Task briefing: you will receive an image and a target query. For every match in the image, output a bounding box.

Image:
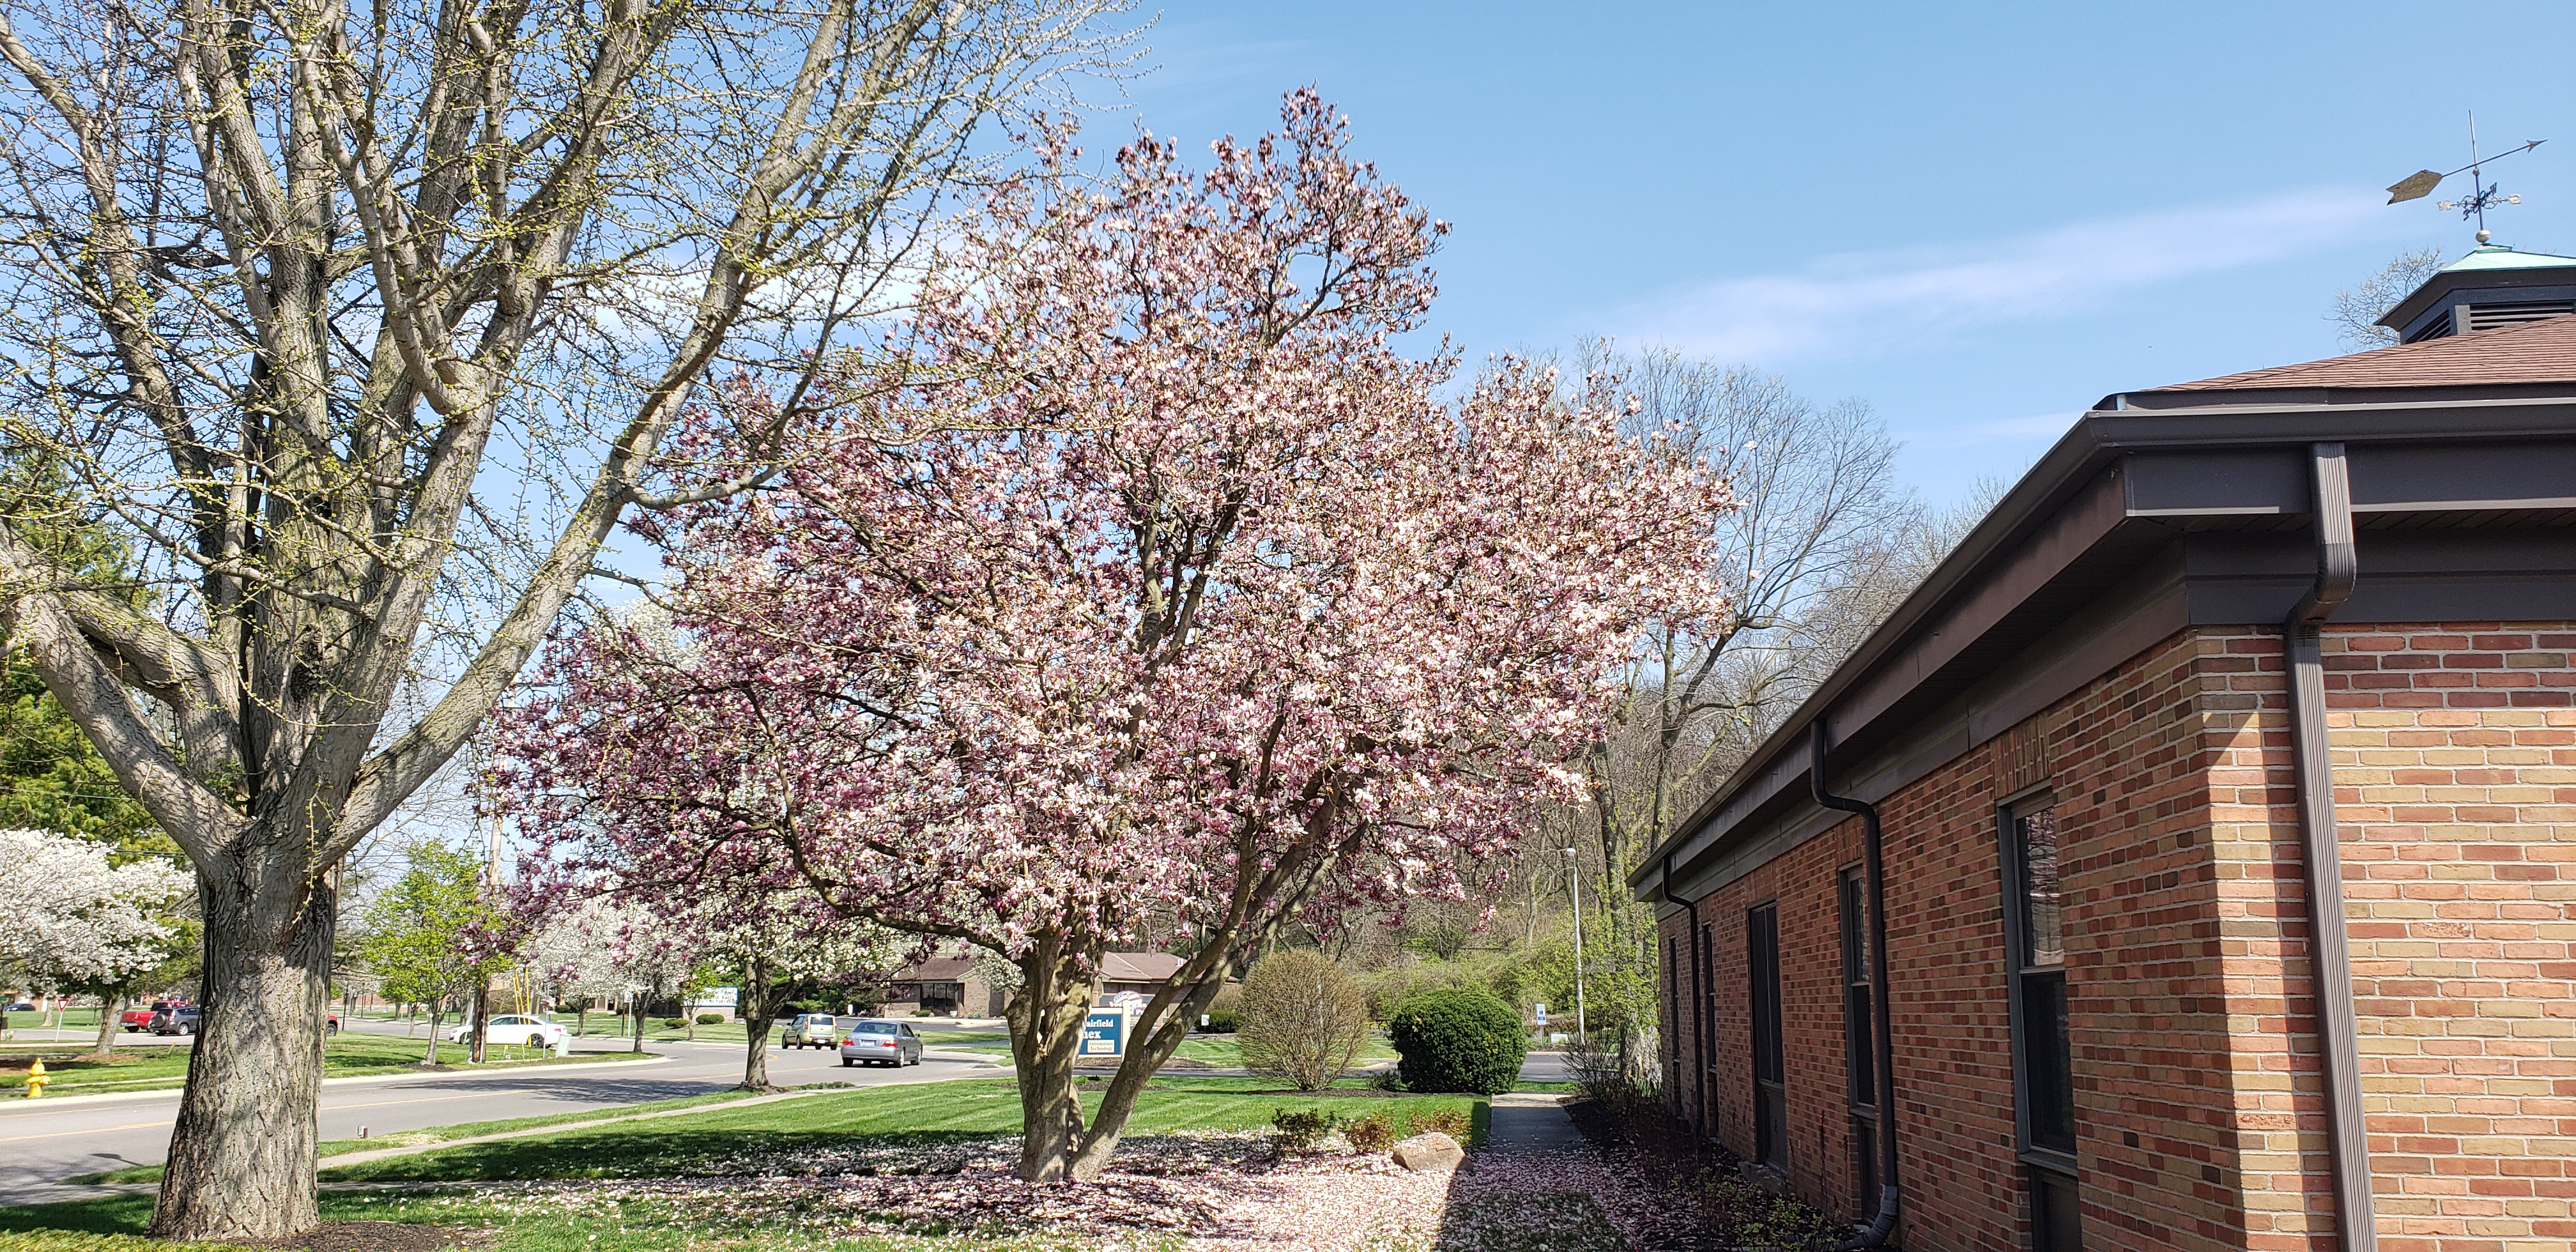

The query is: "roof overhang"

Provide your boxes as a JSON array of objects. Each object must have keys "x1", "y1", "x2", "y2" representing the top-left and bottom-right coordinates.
[{"x1": 1630, "y1": 386, "x2": 2576, "y2": 906}]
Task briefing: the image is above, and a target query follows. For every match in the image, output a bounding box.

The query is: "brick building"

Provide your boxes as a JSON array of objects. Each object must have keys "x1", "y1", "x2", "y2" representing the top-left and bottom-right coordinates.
[{"x1": 1629, "y1": 248, "x2": 2576, "y2": 1252}]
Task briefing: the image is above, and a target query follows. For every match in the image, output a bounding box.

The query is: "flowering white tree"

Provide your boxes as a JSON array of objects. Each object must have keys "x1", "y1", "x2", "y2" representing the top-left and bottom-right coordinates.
[
  {"x1": 693, "y1": 892, "x2": 907, "y2": 1088},
  {"x1": 0, "y1": 828, "x2": 192, "y2": 1035},
  {"x1": 523, "y1": 903, "x2": 624, "y2": 1038}
]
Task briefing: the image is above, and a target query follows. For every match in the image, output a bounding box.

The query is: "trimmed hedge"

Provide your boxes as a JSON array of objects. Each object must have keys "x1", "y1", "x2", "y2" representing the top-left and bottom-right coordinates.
[{"x1": 1386, "y1": 986, "x2": 1524, "y2": 1094}]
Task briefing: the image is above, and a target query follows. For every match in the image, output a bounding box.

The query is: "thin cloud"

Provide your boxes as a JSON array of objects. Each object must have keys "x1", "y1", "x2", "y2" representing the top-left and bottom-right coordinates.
[
  {"x1": 1609, "y1": 192, "x2": 2385, "y2": 364},
  {"x1": 1917, "y1": 409, "x2": 2083, "y2": 449}
]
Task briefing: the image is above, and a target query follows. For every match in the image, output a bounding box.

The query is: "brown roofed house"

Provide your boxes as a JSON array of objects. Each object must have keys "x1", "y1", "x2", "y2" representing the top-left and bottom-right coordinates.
[{"x1": 1630, "y1": 246, "x2": 2576, "y2": 1252}]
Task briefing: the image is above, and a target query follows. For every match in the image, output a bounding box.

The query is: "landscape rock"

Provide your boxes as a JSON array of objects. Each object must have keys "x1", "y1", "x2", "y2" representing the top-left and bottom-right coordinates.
[{"x1": 1390, "y1": 1131, "x2": 1463, "y2": 1173}]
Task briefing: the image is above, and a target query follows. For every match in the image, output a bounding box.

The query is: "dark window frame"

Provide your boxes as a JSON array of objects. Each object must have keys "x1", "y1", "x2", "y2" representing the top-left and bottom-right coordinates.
[
  {"x1": 1747, "y1": 901, "x2": 1786, "y2": 1172},
  {"x1": 1998, "y1": 788, "x2": 2081, "y2": 1251},
  {"x1": 1839, "y1": 864, "x2": 1880, "y2": 1213}
]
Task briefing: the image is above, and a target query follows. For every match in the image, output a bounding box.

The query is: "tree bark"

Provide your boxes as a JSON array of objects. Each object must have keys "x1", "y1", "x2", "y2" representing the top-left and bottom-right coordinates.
[
  {"x1": 87, "y1": 995, "x2": 123, "y2": 1056},
  {"x1": 740, "y1": 956, "x2": 774, "y2": 1090},
  {"x1": 1004, "y1": 943, "x2": 1095, "y2": 1181},
  {"x1": 148, "y1": 851, "x2": 333, "y2": 1241}
]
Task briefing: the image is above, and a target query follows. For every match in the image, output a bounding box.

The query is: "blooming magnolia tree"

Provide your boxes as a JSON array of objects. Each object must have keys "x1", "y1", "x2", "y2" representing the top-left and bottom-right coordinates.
[
  {"x1": 502, "y1": 91, "x2": 1731, "y2": 1180},
  {"x1": 0, "y1": 828, "x2": 192, "y2": 1006}
]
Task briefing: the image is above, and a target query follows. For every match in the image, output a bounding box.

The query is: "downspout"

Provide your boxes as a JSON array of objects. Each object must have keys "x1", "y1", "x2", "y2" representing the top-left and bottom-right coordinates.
[
  {"x1": 1812, "y1": 721, "x2": 1899, "y2": 1249},
  {"x1": 2285, "y1": 442, "x2": 2377, "y2": 1251}
]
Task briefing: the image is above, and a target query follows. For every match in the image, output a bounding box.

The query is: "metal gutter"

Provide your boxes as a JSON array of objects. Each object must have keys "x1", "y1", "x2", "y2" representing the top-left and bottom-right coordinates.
[
  {"x1": 1811, "y1": 722, "x2": 1899, "y2": 1249},
  {"x1": 2283, "y1": 443, "x2": 2377, "y2": 1251}
]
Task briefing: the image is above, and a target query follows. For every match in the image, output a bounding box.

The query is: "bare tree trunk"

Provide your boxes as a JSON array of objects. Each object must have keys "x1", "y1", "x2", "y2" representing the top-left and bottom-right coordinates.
[
  {"x1": 424, "y1": 1004, "x2": 443, "y2": 1067},
  {"x1": 631, "y1": 999, "x2": 645, "y2": 1053},
  {"x1": 468, "y1": 982, "x2": 489, "y2": 1063},
  {"x1": 149, "y1": 852, "x2": 332, "y2": 1240},
  {"x1": 1004, "y1": 943, "x2": 1095, "y2": 1181}
]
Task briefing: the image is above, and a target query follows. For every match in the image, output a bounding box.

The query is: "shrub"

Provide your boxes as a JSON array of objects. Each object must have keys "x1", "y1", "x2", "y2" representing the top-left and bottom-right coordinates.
[
  {"x1": 1238, "y1": 949, "x2": 1371, "y2": 1092},
  {"x1": 1387, "y1": 986, "x2": 1524, "y2": 1094},
  {"x1": 1409, "y1": 1106, "x2": 1471, "y2": 1140},
  {"x1": 1269, "y1": 1106, "x2": 1341, "y2": 1155},
  {"x1": 1199, "y1": 1009, "x2": 1238, "y2": 1034},
  {"x1": 1344, "y1": 1111, "x2": 1396, "y2": 1153},
  {"x1": 694, "y1": 1012, "x2": 724, "y2": 1025},
  {"x1": 660, "y1": 1017, "x2": 687, "y2": 1029}
]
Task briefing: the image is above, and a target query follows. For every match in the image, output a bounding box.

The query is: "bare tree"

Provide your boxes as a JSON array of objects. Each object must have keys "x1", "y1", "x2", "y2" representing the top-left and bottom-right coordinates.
[
  {"x1": 1579, "y1": 347, "x2": 1919, "y2": 911},
  {"x1": 2329, "y1": 247, "x2": 2446, "y2": 347},
  {"x1": 1237, "y1": 949, "x2": 1370, "y2": 1093},
  {"x1": 0, "y1": 0, "x2": 1130, "y2": 1237}
]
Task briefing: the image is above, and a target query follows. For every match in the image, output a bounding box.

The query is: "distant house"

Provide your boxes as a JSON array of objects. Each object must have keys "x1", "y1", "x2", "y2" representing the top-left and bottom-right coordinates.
[
  {"x1": 1632, "y1": 247, "x2": 2576, "y2": 1252},
  {"x1": 882, "y1": 950, "x2": 1190, "y2": 1018}
]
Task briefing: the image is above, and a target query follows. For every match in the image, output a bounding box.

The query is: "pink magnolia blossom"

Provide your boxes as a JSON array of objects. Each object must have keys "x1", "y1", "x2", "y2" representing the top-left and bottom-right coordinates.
[{"x1": 502, "y1": 89, "x2": 1731, "y2": 1181}]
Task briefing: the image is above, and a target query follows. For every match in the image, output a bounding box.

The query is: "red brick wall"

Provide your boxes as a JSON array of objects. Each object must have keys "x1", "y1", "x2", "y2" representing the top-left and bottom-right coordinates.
[
  {"x1": 2228, "y1": 623, "x2": 2576, "y2": 1251},
  {"x1": 1658, "y1": 621, "x2": 2576, "y2": 1251}
]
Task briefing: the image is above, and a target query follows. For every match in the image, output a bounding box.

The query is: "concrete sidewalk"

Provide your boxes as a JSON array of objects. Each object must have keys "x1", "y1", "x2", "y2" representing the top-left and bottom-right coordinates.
[{"x1": 1483, "y1": 1092, "x2": 1583, "y2": 1154}]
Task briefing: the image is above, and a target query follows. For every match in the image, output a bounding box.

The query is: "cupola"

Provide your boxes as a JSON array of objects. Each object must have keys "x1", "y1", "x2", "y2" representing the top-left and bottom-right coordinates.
[{"x1": 2376, "y1": 245, "x2": 2576, "y2": 342}]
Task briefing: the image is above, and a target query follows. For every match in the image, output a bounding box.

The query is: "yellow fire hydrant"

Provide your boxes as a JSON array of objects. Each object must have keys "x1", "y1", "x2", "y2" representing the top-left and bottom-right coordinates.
[{"x1": 24, "y1": 1058, "x2": 50, "y2": 1098}]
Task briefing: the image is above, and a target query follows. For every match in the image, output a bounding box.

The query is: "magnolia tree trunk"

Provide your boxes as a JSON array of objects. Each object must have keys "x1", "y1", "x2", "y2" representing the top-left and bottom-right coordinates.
[
  {"x1": 1065, "y1": 972, "x2": 1229, "y2": 1180},
  {"x1": 1004, "y1": 943, "x2": 1098, "y2": 1181},
  {"x1": 150, "y1": 844, "x2": 335, "y2": 1239},
  {"x1": 740, "y1": 959, "x2": 775, "y2": 1090},
  {"x1": 993, "y1": 937, "x2": 1235, "y2": 1183}
]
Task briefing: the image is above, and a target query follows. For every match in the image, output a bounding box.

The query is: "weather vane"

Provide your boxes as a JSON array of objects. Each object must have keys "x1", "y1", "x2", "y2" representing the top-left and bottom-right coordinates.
[{"x1": 2386, "y1": 112, "x2": 2546, "y2": 245}]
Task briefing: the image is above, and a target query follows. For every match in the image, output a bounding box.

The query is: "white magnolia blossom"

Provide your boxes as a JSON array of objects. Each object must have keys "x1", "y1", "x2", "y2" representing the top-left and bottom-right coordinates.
[{"x1": 0, "y1": 828, "x2": 191, "y2": 989}]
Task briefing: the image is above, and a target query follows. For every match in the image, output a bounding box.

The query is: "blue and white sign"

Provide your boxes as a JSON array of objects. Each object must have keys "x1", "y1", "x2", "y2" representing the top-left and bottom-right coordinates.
[
  {"x1": 1080, "y1": 1009, "x2": 1126, "y2": 1058},
  {"x1": 1533, "y1": 1002, "x2": 1547, "y2": 1027}
]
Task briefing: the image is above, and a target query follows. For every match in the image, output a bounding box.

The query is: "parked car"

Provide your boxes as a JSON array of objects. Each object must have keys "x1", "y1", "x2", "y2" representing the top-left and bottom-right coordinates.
[
  {"x1": 836, "y1": 1019, "x2": 923, "y2": 1068},
  {"x1": 327, "y1": 1013, "x2": 341, "y2": 1035},
  {"x1": 124, "y1": 1000, "x2": 185, "y2": 1032},
  {"x1": 447, "y1": 1014, "x2": 567, "y2": 1048},
  {"x1": 4, "y1": 1001, "x2": 33, "y2": 1012},
  {"x1": 150, "y1": 1005, "x2": 201, "y2": 1035},
  {"x1": 781, "y1": 1013, "x2": 839, "y2": 1049}
]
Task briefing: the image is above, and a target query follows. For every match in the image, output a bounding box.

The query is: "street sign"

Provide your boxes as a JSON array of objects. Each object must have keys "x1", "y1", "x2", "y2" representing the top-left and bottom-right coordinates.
[{"x1": 1533, "y1": 1002, "x2": 1547, "y2": 1026}]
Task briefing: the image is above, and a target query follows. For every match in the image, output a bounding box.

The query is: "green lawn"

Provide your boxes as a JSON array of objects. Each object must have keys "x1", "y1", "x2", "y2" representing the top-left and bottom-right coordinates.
[
  {"x1": 70, "y1": 1088, "x2": 774, "y2": 1185},
  {"x1": 0, "y1": 1075, "x2": 1500, "y2": 1252},
  {"x1": 2, "y1": 1032, "x2": 649, "y2": 1099},
  {"x1": 320, "y1": 1074, "x2": 1487, "y2": 1183}
]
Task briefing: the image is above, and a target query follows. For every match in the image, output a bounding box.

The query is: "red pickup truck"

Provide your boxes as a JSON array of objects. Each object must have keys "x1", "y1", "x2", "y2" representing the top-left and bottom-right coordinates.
[{"x1": 122, "y1": 1000, "x2": 185, "y2": 1032}]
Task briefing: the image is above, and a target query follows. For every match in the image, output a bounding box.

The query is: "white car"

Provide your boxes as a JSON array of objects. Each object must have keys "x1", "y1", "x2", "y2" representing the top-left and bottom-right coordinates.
[{"x1": 448, "y1": 1014, "x2": 567, "y2": 1048}]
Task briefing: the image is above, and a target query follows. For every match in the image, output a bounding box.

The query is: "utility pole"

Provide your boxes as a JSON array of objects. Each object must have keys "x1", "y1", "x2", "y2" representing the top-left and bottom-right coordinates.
[{"x1": 1565, "y1": 846, "x2": 1588, "y2": 1039}]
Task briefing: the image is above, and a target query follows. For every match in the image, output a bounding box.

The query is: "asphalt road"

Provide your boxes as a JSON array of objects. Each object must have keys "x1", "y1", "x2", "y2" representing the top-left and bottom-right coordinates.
[{"x1": 0, "y1": 1033, "x2": 999, "y2": 1207}]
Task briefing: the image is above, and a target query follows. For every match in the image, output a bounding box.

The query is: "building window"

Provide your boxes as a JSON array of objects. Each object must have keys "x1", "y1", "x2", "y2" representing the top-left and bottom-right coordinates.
[
  {"x1": 1748, "y1": 902, "x2": 1786, "y2": 1171},
  {"x1": 1840, "y1": 867, "x2": 1878, "y2": 1212},
  {"x1": 2002, "y1": 795, "x2": 2080, "y2": 1251},
  {"x1": 1840, "y1": 868, "x2": 1874, "y2": 1108}
]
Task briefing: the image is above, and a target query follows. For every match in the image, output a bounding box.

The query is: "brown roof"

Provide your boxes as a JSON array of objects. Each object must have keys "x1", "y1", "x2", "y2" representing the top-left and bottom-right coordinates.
[
  {"x1": 2140, "y1": 314, "x2": 2576, "y2": 395},
  {"x1": 893, "y1": 951, "x2": 1181, "y2": 984},
  {"x1": 892, "y1": 956, "x2": 974, "y2": 982},
  {"x1": 1099, "y1": 952, "x2": 1183, "y2": 982}
]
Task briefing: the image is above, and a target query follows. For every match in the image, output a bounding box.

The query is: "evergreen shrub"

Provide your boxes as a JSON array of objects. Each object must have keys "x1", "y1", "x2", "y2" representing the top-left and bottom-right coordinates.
[{"x1": 1387, "y1": 986, "x2": 1524, "y2": 1094}]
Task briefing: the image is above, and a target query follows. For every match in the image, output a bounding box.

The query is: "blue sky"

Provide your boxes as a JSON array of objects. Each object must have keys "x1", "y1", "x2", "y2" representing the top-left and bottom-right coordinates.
[{"x1": 1094, "y1": 1, "x2": 2576, "y2": 504}]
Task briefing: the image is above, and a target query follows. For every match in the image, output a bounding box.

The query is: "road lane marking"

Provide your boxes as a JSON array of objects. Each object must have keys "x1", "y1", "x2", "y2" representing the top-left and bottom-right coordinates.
[{"x1": 0, "y1": 1118, "x2": 171, "y2": 1143}]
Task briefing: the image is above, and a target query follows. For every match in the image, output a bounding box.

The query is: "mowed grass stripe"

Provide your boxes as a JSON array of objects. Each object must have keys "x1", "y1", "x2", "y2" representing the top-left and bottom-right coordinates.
[{"x1": 322, "y1": 1076, "x2": 1487, "y2": 1182}]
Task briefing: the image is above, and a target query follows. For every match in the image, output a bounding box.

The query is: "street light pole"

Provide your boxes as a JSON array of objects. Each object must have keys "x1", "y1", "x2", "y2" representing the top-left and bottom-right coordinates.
[{"x1": 1565, "y1": 846, "x2": 1587, "y2": 1039}]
